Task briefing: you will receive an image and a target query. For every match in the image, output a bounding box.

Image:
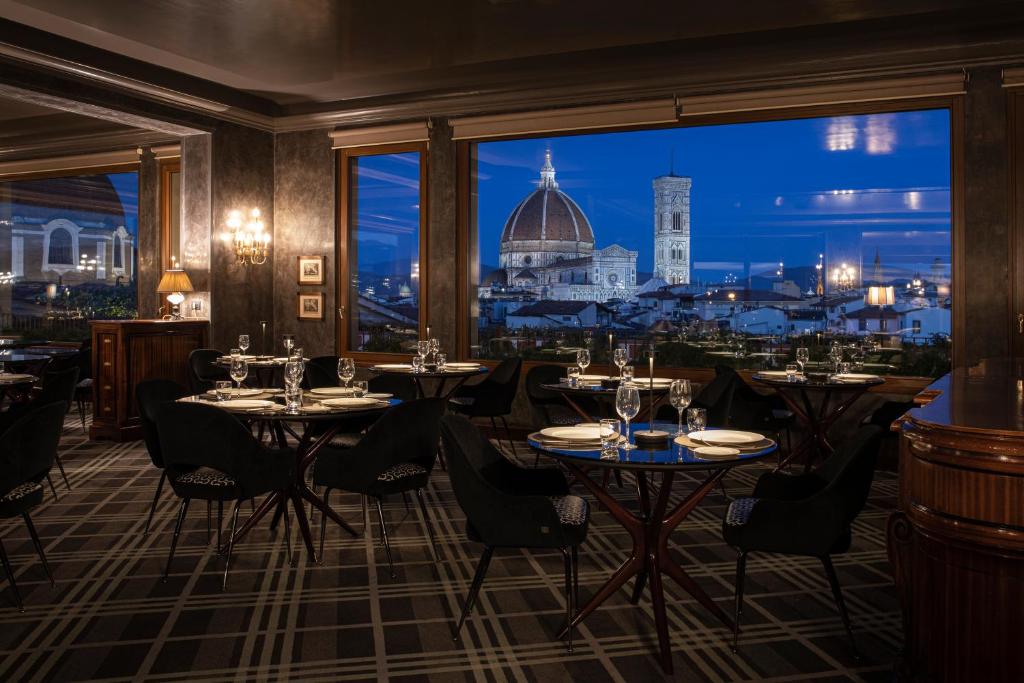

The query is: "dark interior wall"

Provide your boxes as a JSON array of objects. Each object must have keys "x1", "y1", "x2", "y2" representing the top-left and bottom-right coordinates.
[
  {"x1": 136, "y1": 148, "x2": 160, "y2": 319},
  {"x1": 272, "y1": 129, "x2": 336, "y2": 357},
  {"x1": 209, "y1": 122, "x2": 275, "y2": 352},
  {"x1": 427, "y1": 119, "x2": 458, "y2": 356}
]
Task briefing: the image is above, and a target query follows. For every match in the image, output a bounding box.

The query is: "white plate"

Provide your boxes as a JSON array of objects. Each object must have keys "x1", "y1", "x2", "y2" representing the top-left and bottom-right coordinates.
[
  {"x1": 578, "y1": 374, "x2": 608, "y2": 381},
  {"x1": 321, "y1": 397, "x2": 383, "y2": 408},
  {"x1": 445, "y1": 362, "x2": 481, "y2": 369},
  {"x1": 218, "y1": 399, "x2": 277, "y2": 410},
  {"x1": 0, "y1": 374, "x2": 34, "y2": 382},
  {"x1": 692, "y1": 445, "x2": 741, "y2": 460},
  {"x1": 756, "y1": 370, "x2": 790, "y2": 377},
  {"x1": 204, "y1": 388, "x2": 263, "y2": 398},
  {"x1": 366, "y1": 393, "x2": 392, "y2": 399},
  {"x1": 833, "y1": 373, "x2": 880, "y2": 381},
  {"x1": 373, "y1": 363, "x2": 412, "y2": 370},
  {"x1": 308, "y1": 387, "x2": 356, "y2": 396},
  {"x1": 540, "y1": 426, "x2": 604, "y2": 442},
  {"x1": 688, "y1": 430, "x2": 764, "y2": 446}
]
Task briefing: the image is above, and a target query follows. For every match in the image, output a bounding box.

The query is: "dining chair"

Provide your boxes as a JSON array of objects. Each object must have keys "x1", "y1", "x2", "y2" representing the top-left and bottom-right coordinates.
[
  {"x1": 155, "y1": 401, "x2": 295, "y2": 590},
  {"x1": 303, "y1": 357, "x2": 338, "y2": 389},
  {"x1": 524, "y1": 364, "x2": 589, "y2": 427},
  {"x1": 368, "y1": 373, "x2": 418, "y2": 402},
  {"x1": 136, "y1": 379, "x2": 188, "y2": 535},
  {"x1": 187, "y1": 349, "x2": 230, "y2": 394},
  {"x1": 0, "y1": 401, "x2": 66, "y2": 610},
  {"x1": 439, "y1": 414, "x2": 586, "y2": 651},
  {"x1": 722, "y1": 425, "x2": 883, "y2": 656},
  {"x1": 313, "y1": 398, "x2": 445, "y2": 577},
  {"x1": 449, "y1": 356, "x2": 522, "y2": 454}
]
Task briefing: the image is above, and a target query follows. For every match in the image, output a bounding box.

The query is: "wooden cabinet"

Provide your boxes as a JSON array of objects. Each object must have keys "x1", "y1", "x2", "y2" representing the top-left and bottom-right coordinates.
[{"x1": 90, "y1": 319, "x2": 208, "y2": 441}]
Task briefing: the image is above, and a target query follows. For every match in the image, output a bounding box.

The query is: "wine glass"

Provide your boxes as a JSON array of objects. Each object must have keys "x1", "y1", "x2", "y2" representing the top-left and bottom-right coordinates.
[
  {"x1": 337, "y1": 357, "x2": 355, "y2": 387},
  {"x1": 615, "y1": 382, "x2": 640, "y2": 451},
  {"x1": 428, "y1": 338, "x2": 440, "y2": 361},
  {"x1": 282, "y1": 335, "x2": 295, "y2": 357},
  {"x1": 576, "y1": 348, "x2": 591, "y2": 376},
  {"x1": 416, "y1": 340, "x2": 430, "y2": 363},
  {"x1": 613, "y1": 347, "x2": 628, "y2": 377},
  {"x1": 284, "y1": 358, "x2": 303, "y2": 387},
  {"x1": 829, "y1": 343, "x2": 844, "y2": 373},
  {"x1": 669, "y1": 379, "x2": 692, "y2": 436},
  {"x1": 686, "y1": 407, "x2": 707, "y2": 438},
  {"x1": 229, "y1": 357, "x2": 248, "y2": 390},
  {"x1": 796, "y1": 347, "x2": 809, "y2": 375},
  {"x1": 238, "y1": 334, "x2": 250, "y2": 355}
]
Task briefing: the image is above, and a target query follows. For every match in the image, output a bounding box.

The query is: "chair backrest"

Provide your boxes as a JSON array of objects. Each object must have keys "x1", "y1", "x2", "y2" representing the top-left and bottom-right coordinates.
[
  {"x1": 135, "y1": 379, "x2": 188, "y2": 469},
  {"x1": 816, "y1": 425, "x2": 883, "y2": 525},
  {"x1": 188, "y1": 348, "x2": 228, "y2": 393},
  {"x1": 0, "y1": 401, "x2": 66, "y2": 495},
  {"x1": 693, "y1": 365, "x2": 738, "y2": 427},
  {"x1": 524, "y1": 364, "x2": 567, "y2": 406},
  {"x1": 368, "y1": 373, "x2": 418, "y2": 402},
  {"x1": 469, "y1": 357, "x2": 522, "y2": 416},
  {"x1": 341, "y1": 398, "x2": 445, "y2": 487},
  {"x1": 303, "y1": 360, "x2": 337, "y2": 389},
  {"x1": 38, "y1": 367, "x2": 80, "y2": 406}
]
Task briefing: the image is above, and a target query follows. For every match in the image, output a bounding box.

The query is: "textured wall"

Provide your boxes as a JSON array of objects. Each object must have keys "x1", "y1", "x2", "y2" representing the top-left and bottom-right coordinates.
[
  {"x1": 427, "y1": 119, "x2": 458, "y2": 355},
  {"x1": 136, "y1": 149, "x2": 160, "y2": 319},
  {"x1": 273, "y1": 129, "x2": 336, "y2": 357},
  {"x1": 179, "y1": 134, "x2": 212, "y2": 323},
  {"x1": 209, "y1": 123, "x2": 275, "y2": 353}
]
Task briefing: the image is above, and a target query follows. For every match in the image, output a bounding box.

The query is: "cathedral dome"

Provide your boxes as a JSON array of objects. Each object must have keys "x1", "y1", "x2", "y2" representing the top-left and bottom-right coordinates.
[{"x1": 499, "y1": 152, "x2": 595, "y2": 246}]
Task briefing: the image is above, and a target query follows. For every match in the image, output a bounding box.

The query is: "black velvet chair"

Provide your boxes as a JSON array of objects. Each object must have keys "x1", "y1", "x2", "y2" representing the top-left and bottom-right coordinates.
[
  {"x1": 449, "y1": 357, "x2": 522, "y2": 454},
  {"x1": 48, "y1": 345, "x2": 92, "y2": 432},
  {"x1": 722, "y1": 425, "x2": 883, "y2": 655},
  {"x1": 156, "y1": 401, "x2": 296, "y2": 590},
  {"x1": 439, "y1": 414, "x2": 587, "y2": 651},
  {"x1": 524, "y1": 364, "x2": 588, "y2": 428},
  {"x1": 136, "y1": 379, "x2": 189, "y2": 535},
  {"x1": 303, "y1": 356, "x2": 338, "y2": 390},
  {"x1": 368, "y1": 373, "x2": 418, "y2": 402},
  {"x1": 0, "y1": 401, "x2": 65, "y2": 610},
  {"x1": 187, "y1": 349, "x2": 230, "y2": 394},
  {"x1": 313, "y1": 398, "x2": 445, "y2": 577}
]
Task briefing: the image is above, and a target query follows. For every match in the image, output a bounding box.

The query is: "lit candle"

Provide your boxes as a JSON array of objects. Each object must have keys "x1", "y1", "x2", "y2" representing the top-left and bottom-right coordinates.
[
  {"x1": 426, "y1": 326, "x2": 431, "y2": 339},
  {"x1": 649, "y1": 352, "x2": 655, "y2": 434}
]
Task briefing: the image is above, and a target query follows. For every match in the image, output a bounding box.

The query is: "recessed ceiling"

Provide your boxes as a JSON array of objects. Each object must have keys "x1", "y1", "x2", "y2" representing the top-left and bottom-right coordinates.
[{"x1": 0, "y1": 96, "x2": 57, "y2": 121}]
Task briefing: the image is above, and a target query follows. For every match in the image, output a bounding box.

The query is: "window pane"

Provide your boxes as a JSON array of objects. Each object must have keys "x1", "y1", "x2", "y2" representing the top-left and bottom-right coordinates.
[
  {"x1": 470, "y1": 110, "x2": 951, "y2": 376},
  {"x1": 347, "y1": 152, "x2": 421, "y2": 352},
  {"x1": 0, "y1": 171, "x2": 139, "y2": 342},
  {"x1": 166, "y1": 169, "x2": 181, "y2": 269}
]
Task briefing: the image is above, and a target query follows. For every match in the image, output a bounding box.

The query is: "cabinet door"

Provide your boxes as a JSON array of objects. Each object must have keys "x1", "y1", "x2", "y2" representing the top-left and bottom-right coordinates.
[
  {"x1": 1013, "y1": 91, "x2": 1024, "y2": 358},
  {"x1": 125, "y1": 329, "x2": 201, "y2": 419}
]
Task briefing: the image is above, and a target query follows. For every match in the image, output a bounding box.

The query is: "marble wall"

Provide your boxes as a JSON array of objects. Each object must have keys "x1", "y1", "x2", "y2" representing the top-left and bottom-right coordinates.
[
  {"x1": 136, "y1": 149, "x2": 160, "y2": 319},
  {"x1": 427, "y1": 119, "x2": 459, "y2": 356},
  {"x1": 273, "y1": 129, "x2": 336, "y2": 357},
  {"x1": 179, "y1": 134, "x2": 212, "y2": 324}
]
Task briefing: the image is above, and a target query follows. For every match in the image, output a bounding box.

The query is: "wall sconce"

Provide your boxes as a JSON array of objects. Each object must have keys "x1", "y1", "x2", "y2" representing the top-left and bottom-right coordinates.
[
  {"x1": 831, "y1": 262, "x2": 857, "y2": 292},
  {"x1": 77, "y1": 254, "x2": 97, "y2": 272},
  {"x1": 865, "y1": 285, "x2": 895, "y2": 306},
  {"x1": 227, "y1": 208, "x2": 270, "y2": 265},
  {"x1": 0, "y1": 271, "x2": 14, "y2": 285}
]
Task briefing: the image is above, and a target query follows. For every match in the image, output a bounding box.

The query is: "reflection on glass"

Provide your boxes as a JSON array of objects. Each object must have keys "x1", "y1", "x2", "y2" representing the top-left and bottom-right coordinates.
[
  {"x1": 469, "y1": 110, "x2": 952, "y2": 377},
  {"x1": 347, "y1": 152, "x2": 421, "y2": 352},
  {"x1": 0, "y1": 171, "x2": 139, "y2": 341}
]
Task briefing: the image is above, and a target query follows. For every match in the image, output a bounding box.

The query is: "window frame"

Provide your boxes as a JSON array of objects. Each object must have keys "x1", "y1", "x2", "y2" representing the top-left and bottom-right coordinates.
[
  {"x1": 456, "y1": 95, "x2": 964, "y2": 390},
  {"x1": 159, "y1": 158, "x2": 181, "y2": 274},
  {"x1": 335, "y1": 141, "x2": 429, "y2": 360}
]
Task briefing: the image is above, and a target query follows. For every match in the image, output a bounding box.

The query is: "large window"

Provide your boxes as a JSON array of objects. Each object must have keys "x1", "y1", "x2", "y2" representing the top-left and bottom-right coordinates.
[
  {"x1": 0, "y1": 169, "x2": 139, "y2": 341},
  {"x1": 467, "y1": 108, "x2": 952, "y2": 377},
  {"x1": 338, "y1": 145, "x2": 426, "y2": 354}
]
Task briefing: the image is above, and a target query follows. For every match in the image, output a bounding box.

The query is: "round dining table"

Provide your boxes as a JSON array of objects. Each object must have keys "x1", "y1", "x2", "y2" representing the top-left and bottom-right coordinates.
[
  {"x1": 528, "y1": 422, "x2": 776, "y2": 674},
  {"x1": 751, "y1": 371, "x2": 884, "y2": 471},
  {"x1": 179, "y1": 391, "x2": 396, "y2": 562},
  {"x1": 369, "y1": 363, "x2": 488, "y2": 400},
  {"x1": 541, "y1": 376, "x2": 672, "y2": 422},
  {"x1": 214, "y1": 355, "x2": 305, "y2": 387},
  {"x1": 0, "y1": 372, "x2": 38, "y2": 405}
]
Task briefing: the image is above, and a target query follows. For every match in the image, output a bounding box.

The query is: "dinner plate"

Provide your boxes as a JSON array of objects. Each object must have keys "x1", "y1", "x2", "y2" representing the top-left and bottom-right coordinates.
[
  {"x1": 833, "y1": 373, "x2": 881, "y2": 381},
  {"x1": 0, "y1": 374, "x2": 34, "y2": 382},
  {"x1": 756, "y1": 370, "x2": 790, "y2": 377},
  {"x1": 204, "y1": 388, "x2": 263, "y2": 398},
  {"x1": 539, "y1": 425, "x2": 604, "y2": 442},
  {"x1": 445, "y1": 362, "x2": 481, "y2": 369},
  {"x1": 374, "y1": 363, "x2": 412, "y2": 370},
  {"x1": 692, "y1": 445, "x2": 741, "y2": 460},
  {"x1": 365, "y1": 393, "x2": 392, "y2": 399},
  {"x1": 578, "y1": 374, "x2": 608, "y2": 381},
  {"x1": 272, "y1": 356, "x2": 308, "y2": 363},
  {"x1": 308, "y1": 387, "x2": 356, "y2": 396},
  {"x1": 688, "y1": 429, "x2": 763, "y2": 445},
  {"x1": 218, "y1": 399, "x2": 277, "y2": 410},
  {"x1": 321, "y1": 397, "x2": 384, "y2": 408}
]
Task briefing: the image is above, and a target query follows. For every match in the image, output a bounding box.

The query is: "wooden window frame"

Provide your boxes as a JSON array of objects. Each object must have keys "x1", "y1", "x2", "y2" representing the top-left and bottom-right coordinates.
[
  {"x1": 336, "y1": 141, "x2": 429, "y2": 361},
  {"x1": 159, "y1": 158, "x2": 181, "y2": 274},
  {"x1": 456, "y1": 95, "x2": 964, "y2": 393}
]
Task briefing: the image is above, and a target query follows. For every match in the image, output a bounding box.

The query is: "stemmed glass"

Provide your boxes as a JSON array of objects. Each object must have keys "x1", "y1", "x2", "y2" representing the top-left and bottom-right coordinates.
[
  {"x1": 615, "y1": 382, "x2": 640, "y2": 451},
  {"x1": 669, "y1": 379, "x2": 692, "y2": 436},
  {"x1": 576, "y1": 348, "x2": 591, "y2": 377},
  {"x1": 613, "y1": 347, "x2": 628, "y2": 378},
  {"x1": 284, "y1": 359, "x2": 304, "y2": 411},
  {"x1": 687, "y1": 407, "x2": 707, "y2": 437},
  {"x1": 829, "y1": 343, "x2": 844, "y2": 374},
  {"x1": 282, "y1": 335, "x2": 295, "y2": 358},
  {"x1": 229, "y1": 357, "x2": 248, "y2": 391},
  {"x1": 428, "y1": 338, "x2": 440, "y2": 362},
  {"x1": 337, "y1": 357, "x2": 355, "y2": 388},
  {"x1": 796, "y1": 347, "x2": 809, "y2": 375},
  {"x1": 416, "y1": 340, "x2": 430, "y2": 366},
  {"x1": 238, "y1": 334, "x2": 249, "y2": 355}
]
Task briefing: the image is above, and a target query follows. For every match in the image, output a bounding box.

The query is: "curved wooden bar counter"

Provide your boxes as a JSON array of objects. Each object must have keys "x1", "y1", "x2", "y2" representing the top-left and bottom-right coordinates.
[{"x1": 890, "y1": 368, "x2": 1024, "y2": 682}]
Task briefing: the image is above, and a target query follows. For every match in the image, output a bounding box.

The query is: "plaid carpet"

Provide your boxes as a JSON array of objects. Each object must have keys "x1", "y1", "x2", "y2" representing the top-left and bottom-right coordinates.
[{"x1": 0, "y1": 417, "x2": 902, "y2": 682}]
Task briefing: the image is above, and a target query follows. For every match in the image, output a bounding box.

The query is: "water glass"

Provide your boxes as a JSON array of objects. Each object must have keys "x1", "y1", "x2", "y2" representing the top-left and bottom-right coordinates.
[
  {"x1": 238, "y1": 335, "x2": 249, "y2": 353},
  {"x1": 285, "y1": 382, "x2": 302, "y2": 412},
  {"x1": 411, "y1": 355, "x2": 424, "y2": 373},
  {"x1": 215, "y1": 380, "x2": 232, "y2": 401},
  {"x1": 786, "y1": 363, "x2": 799, "y2": 382},
  {"x1": 285, "y1": 359, "x2": 304, "y2": 386},
  {"x1": 599, "y1": 418, "x2": 620, "y2": 460},
  {"x1": 796, "y1": 347, "x2": 809, "y2": 374},
  {"x1": 686, "y1": 407, "x2": 707, "y2": 436},
  {"x1": 669, "y1": 379, "x2": 692, "y2": 436},
  {"x1": 621, "y1": 365, "x2": 635, "y2": 383},
  {"x1": 230, "y1": 348, "x2": 241, "y2": 358},
  {"x1": 838, "y1": 361, "x2": 852, "y2": 376},
  {"x1": 615, "y1": 382, "x2": 640, "y2": 450},
  {"x1": 436, "y1": 353, "x2": 447, "y2": 370},
  {"x1": 417, "y1": 340, "x2": 430, "y2": 360},
  {"x1": 229, "y1": 358, "x2": 248, "y2": 389},
  {"x1": 338, "y1": 357, "x2": 355, "y2": 387},
  {"x1": 566, "y1": 366, "x2": 581, "y2": 387},
  {"x1": 291, "y1": 346, "x2": 304, "y2": 361},
  {"x1": 352, "y1": 380, "x2": 368, "y2": 398}
]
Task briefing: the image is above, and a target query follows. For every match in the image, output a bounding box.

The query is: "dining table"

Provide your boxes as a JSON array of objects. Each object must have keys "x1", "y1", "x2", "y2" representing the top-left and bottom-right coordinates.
[
  {"x1": 528, "y1": 422, "x2": 776, "y2": 674},
  {"x1": 214, "y1": 355, "x2": 306, "y2": 387},
  {"x1": 369, "y1": 362, "x2": 488, "y2": 399},
  {"x1": 541, "y1": 375, "x2": 672, "y2": 422},
  {"x1": 0, "y1": 372, "x2": 38, "y2": 406},
  {"x1": 179, "y1": 390, "x2": 397, "y2": 562},
  {"x1": 751, "y1": 371, "x2": 884, "y2": 471}
]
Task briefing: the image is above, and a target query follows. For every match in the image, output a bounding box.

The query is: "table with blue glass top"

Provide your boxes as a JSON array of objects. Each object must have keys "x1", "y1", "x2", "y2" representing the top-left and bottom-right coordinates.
[{"x1": 528, "y1": 421, "x2": 776, "y2": 674}]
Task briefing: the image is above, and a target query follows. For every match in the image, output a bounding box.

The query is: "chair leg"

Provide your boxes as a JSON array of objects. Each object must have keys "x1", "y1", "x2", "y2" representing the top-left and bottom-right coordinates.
[
  {"x1": 562, "y1": 547, "x2": 574, "y2": 653},
  {"x1": 205, "y1": 500, "x2": 212, "y2": 544},
  {"x1": 319, "y1": 488, "x2": 331, "y2": 559},
  {"x1": 571, "y1": 544, "x2": 580, "y2": 607},
  {"x1": 46, "y1": 474, "x2": 58, "y2": 501},
  {"x1": 374, "y1": 498, "x2": 396, "y2": 579},
  {"x1": 282, "y1": 495, "x2": 293, "y2": 566},
  {"x1": 732, "y1": 551, "x2": 748, "y2": 652},
  {"x1": 162, "y1": 498, "x2": 190, "y2": 583},
  {"x1": 222, "y1": 501, "x2": 242, "y2": 591},
  {"x1": 499, "y1": 416, "x2": 517, "y2": 456},
  {"x1": 54, "y1": 454, "x2": 70, "y2": 491},
  {"x1": 361, "y1": 495, "x2": 369, "y2": 535},
  {"x1": 144, "y1": 471, "x2": 167, "y2": 536},
  {"x1": 821, "y1": 556, "x2": 860, "y2": 659},
  {"x1": 0, "y1": 537, "x2": 23, "y2": 612},
  {"x1": 401, "y1": 490, "x2": 411, "y2": 513},
  {"x1": 216, "y1": 501, "x2": 223, "y2": 551},
  {"x1": 22, "y1": 513, "x2": 54, "y2": 588},
  {"x1": 453, "y1": 546, "x2": 493, "y2": 640},
  {"x1": 414, "y1": 488, "x2": 439, "y2": 562},
  {"x1": 77, "y1": 398, "x2": 87, "y2": 433},
  {"x1": 488, "y1": 416, "x2": 501, "y2": 450}
]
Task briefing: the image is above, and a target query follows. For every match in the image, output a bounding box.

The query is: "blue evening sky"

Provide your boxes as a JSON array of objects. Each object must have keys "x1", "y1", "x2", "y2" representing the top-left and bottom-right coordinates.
[
  {"x1": 108, "y1": 172, "x2": 139, "y2": 234},
  {"x1": 474, "y1": 109, "x2": 951, "y2": 287}
]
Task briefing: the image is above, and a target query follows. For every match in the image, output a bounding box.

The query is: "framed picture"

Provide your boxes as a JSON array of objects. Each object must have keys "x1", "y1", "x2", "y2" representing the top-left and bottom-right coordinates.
[
  {"x1": 297, "y1": 292, "x2": 324, "y2": 320},
  {"x1": 297, "y1": 255, "x2": 324, "y2": 285}
]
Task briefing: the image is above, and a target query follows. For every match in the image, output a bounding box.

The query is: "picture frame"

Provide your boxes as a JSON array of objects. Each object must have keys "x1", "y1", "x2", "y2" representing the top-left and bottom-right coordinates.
[
  {"x1": 297, "y1": 255, "x2": 324, "y2": 285},
  {"x1": 297, "y1": 292, "x2": 324, "y2": 320}
]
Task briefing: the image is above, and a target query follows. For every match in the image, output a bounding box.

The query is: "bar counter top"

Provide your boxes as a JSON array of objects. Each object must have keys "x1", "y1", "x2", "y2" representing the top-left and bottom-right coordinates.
[{"x1": 907, "y1": 365, "x2": 1024, "y2": 436}]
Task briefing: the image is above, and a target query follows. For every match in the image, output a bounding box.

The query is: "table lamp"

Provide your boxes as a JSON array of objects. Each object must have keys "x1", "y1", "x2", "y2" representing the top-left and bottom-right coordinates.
[
  {"x1": 157, "y1": 269, "x2": 194, "y2": 320},
  {"x1": 865, "y1": 285, "x2": 895, "y2": 306}
]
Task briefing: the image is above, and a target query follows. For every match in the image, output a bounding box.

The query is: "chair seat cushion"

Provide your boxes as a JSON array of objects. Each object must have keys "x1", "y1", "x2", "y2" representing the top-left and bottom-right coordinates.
[
  {"x1": 76, "y1": 378, "x2": 93, "y2": 389},
  {"x1": 0, "y1": 481, "x2": 44, "y2": 516},
  {"x1": 448, "y1": 397, "x2": 474, "y2": 411},
  {"x1": 171, "y1": 466, "x2": 241, "y2": 500},
  {"x1": 377, "y1": 463, "x2": 427, "y2": 482},
  {"x1": 550, "y1": 495, "x2": 588, "y2": 526},
  {"x1": 1, "y1": 481, "x2": 43, "y2": 502},
  {"x1": 175, "y1": 467, "x2": 236, "y2": 487},
  {"x1": 725, "y1": 497, "x2": 758, "y2": 526},
  {"x1": 328, "y1": 432, "x2": 363, "y2": 449}
]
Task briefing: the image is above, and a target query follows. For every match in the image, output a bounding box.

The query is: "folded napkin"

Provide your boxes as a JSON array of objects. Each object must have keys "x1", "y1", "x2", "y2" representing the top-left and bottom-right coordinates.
[{"x1": 675, "y1": 434, "x2": 775, "y2": 452}]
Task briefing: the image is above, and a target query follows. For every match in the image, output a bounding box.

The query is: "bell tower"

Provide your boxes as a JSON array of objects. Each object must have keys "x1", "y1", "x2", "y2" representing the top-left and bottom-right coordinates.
[{"x1": 653, "y1": 166, "x2": 691, "y2": 285}]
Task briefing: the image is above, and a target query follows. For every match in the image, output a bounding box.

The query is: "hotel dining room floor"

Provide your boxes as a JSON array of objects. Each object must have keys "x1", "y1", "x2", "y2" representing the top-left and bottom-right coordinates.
[{"x1": 0, "y1": 416, "x2": 903, "y2": 682}]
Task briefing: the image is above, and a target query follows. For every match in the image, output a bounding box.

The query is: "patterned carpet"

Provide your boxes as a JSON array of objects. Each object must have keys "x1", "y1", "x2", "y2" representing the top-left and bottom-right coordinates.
[{"x1": 0, "y1": 417, "x2": 903, "y2": 682}]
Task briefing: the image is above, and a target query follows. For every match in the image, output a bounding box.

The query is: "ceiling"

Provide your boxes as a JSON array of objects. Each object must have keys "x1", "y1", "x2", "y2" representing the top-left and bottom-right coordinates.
[
  {"x1": 1, "y1": 0, "x2": 1023, "y2": 119},
  {"x1": 0, "y1": 97, "x2": 56, "y2": 121}
]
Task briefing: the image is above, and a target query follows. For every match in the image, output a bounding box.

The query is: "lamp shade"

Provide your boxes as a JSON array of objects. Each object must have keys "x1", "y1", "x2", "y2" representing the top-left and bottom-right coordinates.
[
  {"x1": 865, "y1": 285, "x2": 895, "y2": 306},
  {"x1": 157, "y1": 269, "x2": 194, "y2": 294}
]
